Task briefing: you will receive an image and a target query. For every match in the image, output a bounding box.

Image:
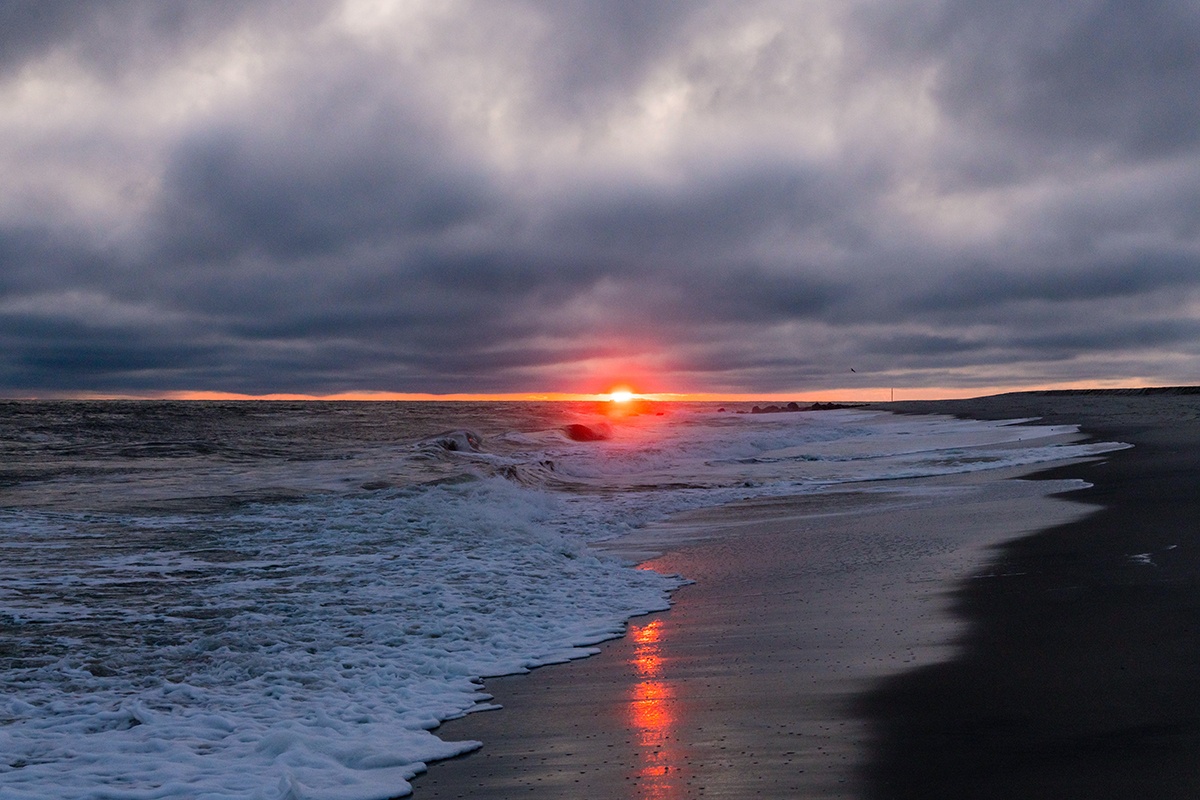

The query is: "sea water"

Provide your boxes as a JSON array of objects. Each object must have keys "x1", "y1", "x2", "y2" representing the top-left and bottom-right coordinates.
[{"x1": 0, "y1": 401, "x2": 1123, "y2": 799}]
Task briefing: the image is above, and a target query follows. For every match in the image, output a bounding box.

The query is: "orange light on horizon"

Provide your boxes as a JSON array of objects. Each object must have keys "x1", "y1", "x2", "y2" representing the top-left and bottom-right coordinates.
[{"x1": 16, "y1": 378, "x2": 1165, "y2": 404}]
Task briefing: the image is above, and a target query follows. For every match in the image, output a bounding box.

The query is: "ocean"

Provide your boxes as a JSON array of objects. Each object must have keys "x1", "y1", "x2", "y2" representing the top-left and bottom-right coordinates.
[{"x1": 0, "y1": 400, "x2": 1122, "y2": 800}]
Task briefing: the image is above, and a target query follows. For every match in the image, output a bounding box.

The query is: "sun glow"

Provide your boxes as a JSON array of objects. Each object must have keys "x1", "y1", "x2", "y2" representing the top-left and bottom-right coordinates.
[{"x1": 45, "y1": 379, "x2": 1133, "y2": 404}]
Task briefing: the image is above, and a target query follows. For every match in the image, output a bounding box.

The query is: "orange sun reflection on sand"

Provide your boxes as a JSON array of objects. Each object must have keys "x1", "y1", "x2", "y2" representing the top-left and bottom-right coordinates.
[{"x1": 628, "y1": 619, "x2": 682, "y2": 798}]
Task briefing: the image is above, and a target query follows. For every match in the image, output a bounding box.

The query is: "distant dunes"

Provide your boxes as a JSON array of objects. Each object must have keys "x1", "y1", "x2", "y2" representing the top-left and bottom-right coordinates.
[{"x1": 1020, "y1": 386, "x2": 1200, "y2": 397}]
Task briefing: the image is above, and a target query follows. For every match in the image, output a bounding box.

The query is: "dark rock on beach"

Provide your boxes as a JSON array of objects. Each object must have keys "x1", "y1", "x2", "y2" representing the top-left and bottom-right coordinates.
[{"x1": 562, "y1": 423, "x2": 610, "y2": 442}]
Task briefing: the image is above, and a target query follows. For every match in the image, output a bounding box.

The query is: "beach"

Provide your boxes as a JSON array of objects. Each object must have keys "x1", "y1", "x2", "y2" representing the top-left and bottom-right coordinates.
[
  {"x1": 863, "y1": 390, "x2": 1200, "y2": 799},
  {"x1": 0, "y1": 400, "x2": 1111, "y2": 798},
  {"x1": 414, "y1": 390, "x2": 1200, "y2": 799}
]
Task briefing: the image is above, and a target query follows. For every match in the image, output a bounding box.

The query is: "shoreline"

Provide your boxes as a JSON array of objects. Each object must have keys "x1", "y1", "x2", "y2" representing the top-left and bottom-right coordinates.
[
  {"x1": 859, "y1": 392, "x2": 1200, "y2": 799},
  {"x1": 411, "y1": 403, "x2": 1119, "y2": 798}
]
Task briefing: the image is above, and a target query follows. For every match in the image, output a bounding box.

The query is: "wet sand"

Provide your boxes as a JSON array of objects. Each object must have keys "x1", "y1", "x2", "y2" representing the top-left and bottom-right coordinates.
[
  {"x1": 860, "y1": 389, "x2": 1200, "y2": 799},
  {"x1": 408, "y1": 392, "x2": 1173, "y2": 799}
]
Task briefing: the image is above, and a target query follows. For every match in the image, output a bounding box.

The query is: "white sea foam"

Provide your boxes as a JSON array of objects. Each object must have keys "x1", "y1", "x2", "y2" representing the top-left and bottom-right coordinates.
[
  {"x1": 0, "y1": 405, "x2": 1127, "y2": 799},
  {"x1": 0, "y1": 480, "x2": 681, "y2": 799}
]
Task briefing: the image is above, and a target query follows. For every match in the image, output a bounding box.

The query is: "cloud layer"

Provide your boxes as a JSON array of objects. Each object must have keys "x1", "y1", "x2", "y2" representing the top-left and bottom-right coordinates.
[{"x1": 2, "y1": 0, "x2": 1199, "y2": 396}]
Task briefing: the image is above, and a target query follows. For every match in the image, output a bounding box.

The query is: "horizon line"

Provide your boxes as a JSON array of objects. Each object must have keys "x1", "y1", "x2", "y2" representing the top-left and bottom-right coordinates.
[{"x1": 0, "y1": 379, "x2": 1162, "y2": 403}]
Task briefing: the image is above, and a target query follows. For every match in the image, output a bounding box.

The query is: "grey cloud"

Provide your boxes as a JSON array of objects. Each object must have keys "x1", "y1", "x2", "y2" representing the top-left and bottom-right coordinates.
[
  {"x1": 2, "y1": 0, "x2": 1200, "y2": 395},
  {"x1": 1010, "y1": 318, "x2": 1200, "y2": 354},
  {"x1": 154, "y1": 99, "x2": 493, "y2": 265},
  {"x1": 511, "y1": 0, "x2": 707, "y2": 115},
  {"x1": 0, "y1": 0, "x2": 281, "y2": 80},
  {"x1": 0, "y1": 1, "x2": 88, "y2": 74},
  {"x1": 0, "y1": 226, "x2": 131, "y2": 306},
  {"x1": 548, "y1": 159, "x2": 867, "y2": 259},
  {"x1": 858, "y1": 0, "x2": 1200, "y2": 166},
  {"x1": 0, "y1": 311, "x2": 221, "y2": 392},
  {"x1": 901, "y1": 255, "x2": 1200, "y2": 321},
  {"x1": 152, "y1": 146, "x2": 855, "y2": 348}
]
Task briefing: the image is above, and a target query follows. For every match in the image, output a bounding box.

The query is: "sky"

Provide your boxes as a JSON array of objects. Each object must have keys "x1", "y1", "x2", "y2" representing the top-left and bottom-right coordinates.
[{"x1": 2, "y1": 0, "x2": 1199, "y2": 400}]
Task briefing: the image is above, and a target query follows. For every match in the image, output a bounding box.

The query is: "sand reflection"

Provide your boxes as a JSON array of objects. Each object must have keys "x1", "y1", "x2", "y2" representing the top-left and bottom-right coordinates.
[{"x1": 628, "y1": 619, "x2": 682, "y2": 798}]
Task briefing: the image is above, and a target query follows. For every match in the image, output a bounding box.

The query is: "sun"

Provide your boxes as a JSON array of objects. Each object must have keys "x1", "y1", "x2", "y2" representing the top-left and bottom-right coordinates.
[{"x1": 608, "y1": 388, "x2": 636, "y2": 403}]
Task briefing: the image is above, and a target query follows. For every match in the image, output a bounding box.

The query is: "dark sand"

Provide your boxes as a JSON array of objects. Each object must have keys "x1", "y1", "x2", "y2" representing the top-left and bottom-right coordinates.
[
  {"x1": 412, "y1": 391, "x2": 1200, "y2": 799},
  {"x1": 861, "y1": 390, "x2": 1200, "y2": 800}
]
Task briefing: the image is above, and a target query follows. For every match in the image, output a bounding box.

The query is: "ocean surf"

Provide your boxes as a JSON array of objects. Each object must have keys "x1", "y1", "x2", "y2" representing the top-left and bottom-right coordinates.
[{"x1": 0, "y1": 400, "x2": 1124, "y2": 799}]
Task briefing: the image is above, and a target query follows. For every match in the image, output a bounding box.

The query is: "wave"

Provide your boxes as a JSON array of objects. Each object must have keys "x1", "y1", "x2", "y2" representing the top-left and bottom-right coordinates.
[
  {"x1": 421, "y1": 430, "x2": 485, "y2": 453},
  {"x1": 0, "y1": 402, "x2": 1131, "y2": 800}
]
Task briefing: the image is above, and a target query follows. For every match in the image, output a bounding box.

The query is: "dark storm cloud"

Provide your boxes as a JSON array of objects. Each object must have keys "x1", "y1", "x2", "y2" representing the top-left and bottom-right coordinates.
[
  {"x1": 149, "y1": 119, "x2": 850, "y2": 343},
  {"x1": 856, "y1": 0, "x2": 1200, "y2": 167},
  {"x1": 156, "y1": 118, "x2": 489, "y2": 264},
  {"x1": 904, "y1": 256, "x2": 1200, "y2": 318},
  {"x1": 0, "y1": 295, "x2": 221, "y2": 391},
  {"x1": 0, "y1": 1, "x2": 281, "y2": 79},
  {"x1": 1, "y1": 0, "x2": 1199, "y2": 395},
  {"x1": 526, "y1": 0, "x2": 702, "y2": 106},
  {"x1": 547, "y1": 158, "x2": 864, "y2": 259}
]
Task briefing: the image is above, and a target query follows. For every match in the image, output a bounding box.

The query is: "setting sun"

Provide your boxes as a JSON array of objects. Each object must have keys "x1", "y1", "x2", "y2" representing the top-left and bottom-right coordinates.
[{"x1": 608, "y1": 388, "x2": 636, "y2": 403}]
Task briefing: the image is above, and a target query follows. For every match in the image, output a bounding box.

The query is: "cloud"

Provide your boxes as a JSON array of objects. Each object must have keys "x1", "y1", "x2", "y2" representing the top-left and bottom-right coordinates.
[
  {"x1": 855, "y1": 0, "x2": 1200, "y2": 170},
  {"x1": 0, "y1": 1, "x2": 307, "y2": 80},
  {"x1": 153, "y1": 102, "x2": 491, "y2": 264},
  {"x1": 1, "y1": 0, "x2": 1199, "y2": 396}
]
